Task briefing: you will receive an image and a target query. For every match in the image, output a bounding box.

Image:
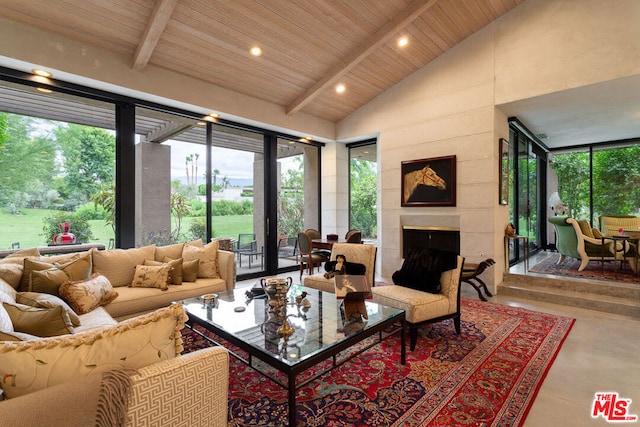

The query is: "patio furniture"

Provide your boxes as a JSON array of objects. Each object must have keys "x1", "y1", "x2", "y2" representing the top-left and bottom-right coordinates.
[{"x1": 234, "y1": 233, "x2": 263, "y2": 269}]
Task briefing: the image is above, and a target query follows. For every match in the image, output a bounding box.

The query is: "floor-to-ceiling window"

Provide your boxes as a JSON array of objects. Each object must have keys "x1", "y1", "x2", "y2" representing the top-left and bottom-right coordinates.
[
  {"x1": 508, "y1": 122, "x2": 546, "y2": 266},
  {"x1": 348, "y1": 140, "x2": 377, "y2": 242},
  {"x1": 0, "y1": 69, "x2": 322, "y2": 280}
]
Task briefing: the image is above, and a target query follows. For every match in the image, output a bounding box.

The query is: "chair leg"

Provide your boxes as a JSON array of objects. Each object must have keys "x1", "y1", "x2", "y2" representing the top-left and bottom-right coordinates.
[
  {"x1": 473, "y1": 277, "x2": 493, "y2": 298},
  {"x1": 454, "y1": 316, "x2": 461, "y2": 335},
  {"x1": 409, "y1": 326, "x2": 418, "y2": 351},
  {"x1": 463, "y1": 279, "x2": 487, "y2": 301}
]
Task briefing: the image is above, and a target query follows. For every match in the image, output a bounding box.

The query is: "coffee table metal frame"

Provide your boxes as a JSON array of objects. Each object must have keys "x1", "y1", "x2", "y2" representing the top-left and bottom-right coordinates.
[{"x1": 181, "y1": 289, "x2": 406, "y2": 427}]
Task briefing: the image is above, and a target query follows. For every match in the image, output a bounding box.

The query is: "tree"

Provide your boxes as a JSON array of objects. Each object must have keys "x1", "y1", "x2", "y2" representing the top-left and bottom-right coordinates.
[
  {"x1": 0, "y1": 113, "x2": 8, "y2": 153},
  {"x1": 90, "y1": 183, "x2": 116, "y2": 232},
  {"x1": 0, "y1": 115, "x2": 58, "y2": 209},
  {"x1": 278, "y1": 160, "x2": 304, "y2": 237},
  {"x1": 54, "y1": 124, "x2": 115, "y2": 201},
  {"x1": 350, "y1": 159, "x2": 377, "y2": 238}
]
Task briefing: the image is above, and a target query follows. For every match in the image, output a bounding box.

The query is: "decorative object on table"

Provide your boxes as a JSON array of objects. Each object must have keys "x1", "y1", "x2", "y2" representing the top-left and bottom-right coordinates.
[
  {"x1": 498, "y1": 138, "x2": 510, "y2": 205},
  {"x1": 52, "y1": 221, "x2": 77, "y2": 245},
  {"x1": 260, "y1": 277, "x2": 294, "y2": 335},
  {"x1": 334, "y1": 274, "x2": 371, "y2": 321},
  {"x1": 505, "y1": 222, "x2": 516, "y2": 236},
  {"x1": 401, "y1": 155, "x2": 456, "y2": 207},
  {"x1": 200, "y1": 293, "x2": 218, "y2": 308},
  {"x1": 326, "y1": 234, "x2": 338, "y2": 241}
]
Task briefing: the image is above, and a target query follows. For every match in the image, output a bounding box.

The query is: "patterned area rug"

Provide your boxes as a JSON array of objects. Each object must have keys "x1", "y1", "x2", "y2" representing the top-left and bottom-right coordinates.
[
  {"x1": 529, "y1": 254, "x2": 639, "y2": 284},
  {"x1": 181, "y1": 299, "x2": 574, "y2": 426}
]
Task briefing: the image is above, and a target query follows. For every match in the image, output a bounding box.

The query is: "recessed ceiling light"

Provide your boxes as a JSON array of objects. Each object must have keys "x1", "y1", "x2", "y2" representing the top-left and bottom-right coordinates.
[
  {"x1": 36, "y1": 87, "x2": 53, "y2": 93},
  {"x1": 335, "y1": 84, "x2": 346, "y2": 94},
  {"x1": 250, "y1": 46, "x2": 262, "y2": 57},
  {"x1": 398, "y1": 37, "x2": 408, "y2": 47},
  {"x1": 32, "y1": 69, "x2": 52, "y2": 78}
]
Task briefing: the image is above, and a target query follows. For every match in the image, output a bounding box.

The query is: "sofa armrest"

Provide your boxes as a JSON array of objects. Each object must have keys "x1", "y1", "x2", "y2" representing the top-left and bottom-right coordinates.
[
  {"x1": 127, "y1": 346, "x2": 229, "y2": 427},
  {"x1": 217, "y1": 249, "x2": 236, "y2": 290}
]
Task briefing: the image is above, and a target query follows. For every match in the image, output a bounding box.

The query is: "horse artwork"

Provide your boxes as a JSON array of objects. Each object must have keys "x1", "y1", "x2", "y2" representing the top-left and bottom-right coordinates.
[{"x1": 401, "y1": 156, "x2": 456, "y2": 207}]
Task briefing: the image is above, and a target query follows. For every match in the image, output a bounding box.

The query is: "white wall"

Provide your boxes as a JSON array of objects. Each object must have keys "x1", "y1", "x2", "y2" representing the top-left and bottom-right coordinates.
[{"x1": 335, "y1": 0, "x2": 640, "y2": 289}]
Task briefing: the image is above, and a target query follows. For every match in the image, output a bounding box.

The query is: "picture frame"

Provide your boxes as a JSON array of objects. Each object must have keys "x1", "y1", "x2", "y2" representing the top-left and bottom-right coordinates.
[
  {"x1": 401, "y1": 155, "x2": 456, "y2": 207},
  {"x1": 499, "y1": 138, "x2": 509, "y2": 205}
]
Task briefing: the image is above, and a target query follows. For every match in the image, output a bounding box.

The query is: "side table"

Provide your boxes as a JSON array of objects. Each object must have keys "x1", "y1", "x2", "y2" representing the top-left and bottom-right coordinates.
[
  {"x1": 609, "y1": 235, "x2": 639, "y2": 275},
  {"x1": 504, "y1": 234, "x2": 529, "y2": 273}
]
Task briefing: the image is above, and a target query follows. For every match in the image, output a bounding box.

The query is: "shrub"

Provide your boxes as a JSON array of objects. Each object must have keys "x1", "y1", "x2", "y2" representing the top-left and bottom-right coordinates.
[
  {"x1": 75, "y1": 202, "x2": 108, "y2": 221},
  {"x1": 42, "y1": 212, "x2": 94, "y2": 244}
]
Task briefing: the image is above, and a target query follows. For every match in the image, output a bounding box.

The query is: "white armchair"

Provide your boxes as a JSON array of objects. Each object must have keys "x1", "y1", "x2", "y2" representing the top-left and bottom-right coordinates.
[{"x1": 303, "y1": 243, "x2": 377, "y2": 293}]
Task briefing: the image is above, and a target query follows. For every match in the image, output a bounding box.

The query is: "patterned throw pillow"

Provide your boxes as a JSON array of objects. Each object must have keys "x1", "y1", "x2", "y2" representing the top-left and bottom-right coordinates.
[
  {"x1": 0, "y1": 303, "x2": 187, "y2": 399},
  {"x1": 182, "y1": 240, "x2": 220, "y2": 279},
  {"x1": 129, "y1": 265, "x2": 171, "y2": 291},
  {"x1": 59, "y1": 274, "x2": 119, "y2": 315},
  {"x1": 144, "y1": 258, "x2": 183, "y2": 285}
]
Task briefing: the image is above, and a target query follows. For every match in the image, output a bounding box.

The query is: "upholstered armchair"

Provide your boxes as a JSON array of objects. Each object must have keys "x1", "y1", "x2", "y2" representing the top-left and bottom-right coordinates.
[
  {"x1": 372, "y1": 250, "x2": 464, "y2": 350},
  {"x1": 548, "y1": 216, "x2": 635, "y2": 271},
  {"x1": 303, "y1": 243, "x2": 377, "y2": 293}
]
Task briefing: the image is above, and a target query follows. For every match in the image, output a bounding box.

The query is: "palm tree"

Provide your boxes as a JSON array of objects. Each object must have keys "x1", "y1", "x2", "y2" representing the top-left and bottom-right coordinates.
[
  {"x1": 194, "y1": 153, "x2": 200, "y2": 187},
  {"x1": 213, "y1": 168, "x2": 220, "y2": 187},
  {"x1": 185, "y1": 155, "x2": 192, "y2": 185}
]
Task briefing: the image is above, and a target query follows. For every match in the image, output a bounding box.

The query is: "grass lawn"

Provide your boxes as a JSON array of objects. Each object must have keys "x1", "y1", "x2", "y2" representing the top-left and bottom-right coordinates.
[{"x1": 0, "y1": 208, "x2": 254, "y2": 250}]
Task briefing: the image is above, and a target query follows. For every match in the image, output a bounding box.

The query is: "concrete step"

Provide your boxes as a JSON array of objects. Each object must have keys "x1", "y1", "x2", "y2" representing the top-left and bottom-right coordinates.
[{"x1": 499, "y1": 272, "x2": 640, "y2": 319}]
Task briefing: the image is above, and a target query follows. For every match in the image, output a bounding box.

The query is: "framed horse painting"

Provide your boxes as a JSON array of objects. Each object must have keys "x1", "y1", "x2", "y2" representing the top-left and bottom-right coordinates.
[{"x1": 401, "y1": 155, "x2": 456, "y2": 207}]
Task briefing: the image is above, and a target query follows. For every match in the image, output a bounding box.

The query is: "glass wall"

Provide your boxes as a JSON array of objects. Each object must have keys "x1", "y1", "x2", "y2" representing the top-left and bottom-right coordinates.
[
  {"x1": 0, "y1": 84, "x2": 115, "y2": 250},
  {"x1": 550, "y1": 143, "x2": 640, "y2": 226},
  {"x1": 348, "y1": 141, "x2": 377, "y2": 241}
]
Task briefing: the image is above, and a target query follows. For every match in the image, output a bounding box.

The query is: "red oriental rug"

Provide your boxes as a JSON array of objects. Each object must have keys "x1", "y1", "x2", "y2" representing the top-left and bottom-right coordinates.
[
  {"x1": 529, "y1": 254, "x2": 639, "y2": 284},
  {"x1": 181, "y1": 299, "x2": 574, "y2": 427}
]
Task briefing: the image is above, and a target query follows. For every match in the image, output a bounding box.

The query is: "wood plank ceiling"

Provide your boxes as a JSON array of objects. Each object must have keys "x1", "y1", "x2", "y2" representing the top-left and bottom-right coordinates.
[{"x1": 0, "y1": 0, "x2": 525, "y2": 123}]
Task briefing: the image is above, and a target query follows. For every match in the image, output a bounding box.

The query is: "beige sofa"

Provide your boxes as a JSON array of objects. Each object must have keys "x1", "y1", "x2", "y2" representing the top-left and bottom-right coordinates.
[{"x1": 0, "y1": 300, "x2": 229, "y2": 426}]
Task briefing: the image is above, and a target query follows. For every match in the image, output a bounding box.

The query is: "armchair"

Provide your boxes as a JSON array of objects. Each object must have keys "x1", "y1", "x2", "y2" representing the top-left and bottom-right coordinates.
[
  {"x1": 303, "y1": 243, "x2": 377, "y2": 293},
  {"x1": 548, "y1": 216, "x2": 635, "y2": 272},
  {"x1": 372, "y1": 250, "x2": 464, "y2": 350}
]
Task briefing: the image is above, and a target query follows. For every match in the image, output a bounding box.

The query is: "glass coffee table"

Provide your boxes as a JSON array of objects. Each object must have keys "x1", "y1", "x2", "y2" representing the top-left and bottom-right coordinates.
[{"x1": 181, "y1": 285, "x2": 405, "y2": 427}]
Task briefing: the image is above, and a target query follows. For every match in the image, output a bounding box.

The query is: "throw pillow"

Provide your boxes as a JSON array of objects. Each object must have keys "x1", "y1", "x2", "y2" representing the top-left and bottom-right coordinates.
[
  {"x1": 29, "y1": 268, "x2": 70, "y2": 296},
  {"x1": 577, "y1": 220, "x2": 595, "y2": 238},
  {"x1": 16, "y1": 292, "x2": 81, "y2": 327},
  {"x1": 59, "y1": 274, "x2": 119, "y2": 315},
  {"x1": 181, "y1": 259, "x2": 199, "y2": 282},
  {"x1": 154, "y1": 243, "x2": 185, "y2": 262},
  {"x1": 182, "y1": 240, "x2": 220, "y2": 278},
  {"x1": 90, "y1": 245, "x2": 155, "y2": 287},
  {"x1": 0, "y1": 247, "x2": 41, "y2": 266},
  {"x1": 0, "y1": 263, "x2": 23, "y2": 290},
  {"x1": 145, "y1": 258, "x2": 183, "y2": 285},
  {"x1": 3, "y1": 302, "x2": 74, "y2": 337},
  {"x1": 0, "y1": 303, "x2": 187, "y2": 399},
  {"x1": 592, "y1": 228, "x2": 604, "y2": 239},
  {"x1": 20, "y1": 253, "x2": 92, "y2": 294},
  {"x1": 129, "y1": 264, "x2": 171, "y2": 291},
  {"x1": 0, "y1": 284, "x2": 15, "y2": 332}
]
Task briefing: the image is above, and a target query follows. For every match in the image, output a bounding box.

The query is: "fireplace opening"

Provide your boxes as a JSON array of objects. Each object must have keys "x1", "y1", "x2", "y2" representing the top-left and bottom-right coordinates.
[{"x1": 402, "y1": 226, "x2": 460, "y2": 257}]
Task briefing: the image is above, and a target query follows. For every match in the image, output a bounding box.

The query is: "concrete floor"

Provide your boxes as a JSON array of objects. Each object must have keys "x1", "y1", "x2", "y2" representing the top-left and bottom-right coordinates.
[{"x1": 238, "y1": 256, "x2": 640, "y2": 427}]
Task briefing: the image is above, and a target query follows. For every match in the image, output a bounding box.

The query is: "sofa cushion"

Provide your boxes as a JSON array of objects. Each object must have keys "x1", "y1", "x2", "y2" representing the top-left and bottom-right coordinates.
[
  {"x1": 59, "y1": 274, "x2": 119, "y2": 315},
  {"x1": 0, "y1": 280, "x2": 15, "y2": 332},
  {"x1": 154, "y1": 243, "x2": 185, "y2": 262},
  {"x1": 3, "y1": 302, "x2": 74, "y2": 337},
  {"x1": 0, "y1": 303, "x2": 187, "y2": 399},
  {"x1": 16, "y1": 292, "x2": 81, "y2": 326},
  {"x1": 577, "y1": 220, "x2": 595, "y2": 238},
  {"x1": 130, "y1": 265, "x2": 171, "y2": 291},
  {"x1": 182, "y1": 240, "x2": 220, "y2": 279},
  {"x1": 0, "y1": 330, "x2": 38, "y2": 341},
  {"x1": 145, "y1": 258, "x2": 183, "y2": 285},
  {"x1": 0, "y1": 264, "x2": 23, "y2": 290},
  {"x1": 91, "y1": 245, "x2": 155, "y2": 287}
]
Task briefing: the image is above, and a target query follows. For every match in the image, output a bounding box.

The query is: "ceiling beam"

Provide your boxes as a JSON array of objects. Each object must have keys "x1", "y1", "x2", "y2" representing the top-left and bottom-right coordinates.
[
  {"x1": 285, "y1": 0, "x2": 438, "y2": 116},
  {"x1": 132, "y1": 0, "x2": 179, "y2": 71}
]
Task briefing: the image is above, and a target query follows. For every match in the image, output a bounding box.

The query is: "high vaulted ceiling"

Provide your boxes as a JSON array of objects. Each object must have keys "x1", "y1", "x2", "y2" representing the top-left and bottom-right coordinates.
[{"x1": 0, "y1": 0, "x2": 525, "y2": 124}]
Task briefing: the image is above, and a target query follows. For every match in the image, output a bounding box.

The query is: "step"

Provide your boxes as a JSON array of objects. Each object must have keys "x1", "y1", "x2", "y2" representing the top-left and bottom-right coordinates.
[
  {"x1": 503, "y1": 272, "x2": 640, "y2": 300},
  {"x1": 499, "y1": 278, "x2": 640, "y2": 319}
]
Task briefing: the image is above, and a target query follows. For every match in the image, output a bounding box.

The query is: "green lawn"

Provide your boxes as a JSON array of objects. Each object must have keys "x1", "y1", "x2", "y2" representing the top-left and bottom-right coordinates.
[{"x1": 0, "y1": 208, "x2": 253, "y2": 249}]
